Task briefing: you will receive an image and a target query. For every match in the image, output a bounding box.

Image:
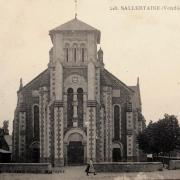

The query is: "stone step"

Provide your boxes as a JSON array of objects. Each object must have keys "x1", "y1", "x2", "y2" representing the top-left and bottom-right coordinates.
[{"x1": 52, "y1": 168, "x2": 65, "y2": 173}]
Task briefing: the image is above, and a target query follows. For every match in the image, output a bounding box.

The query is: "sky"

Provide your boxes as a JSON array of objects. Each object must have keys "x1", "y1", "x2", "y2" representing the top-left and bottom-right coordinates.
[{"x1": 0, "y1": 0, "x2": 180, "y2": 133}]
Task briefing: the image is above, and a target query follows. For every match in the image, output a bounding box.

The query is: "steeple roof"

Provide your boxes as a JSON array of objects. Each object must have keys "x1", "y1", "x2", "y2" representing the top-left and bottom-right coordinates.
[
  {"x1": 49, "y1": 18, "x2": 101, "y2": 43},
  {"x1": 50, "y1": 18, "x2": 99, "y2": 32},
  {"x1": 101, "y1": 69, "x2": 134, "y2": 93}
]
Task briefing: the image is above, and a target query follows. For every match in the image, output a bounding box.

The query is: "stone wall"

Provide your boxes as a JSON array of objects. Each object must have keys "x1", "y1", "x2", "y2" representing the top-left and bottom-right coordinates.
[
  {"x1": 0, "y1": 163, "x2": 52, "y2": 173},
  {"x1": 154, "y1": 156, "x2": 180, "y2": 165},
  {"x1": 13, "y1": 69, "x2": 50, "y2": 162},
  {"x1": 94, "y1": 162, "x2": 163, "y2": 172},
  {"x1": 169, "y1": 160, "x2": 180, "y2": 170}
]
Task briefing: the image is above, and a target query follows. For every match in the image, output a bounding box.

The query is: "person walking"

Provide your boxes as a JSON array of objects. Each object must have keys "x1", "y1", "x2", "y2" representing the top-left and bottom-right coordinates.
[{"x1": 85, "y1": 159, "x2": 96, "y2": 176}]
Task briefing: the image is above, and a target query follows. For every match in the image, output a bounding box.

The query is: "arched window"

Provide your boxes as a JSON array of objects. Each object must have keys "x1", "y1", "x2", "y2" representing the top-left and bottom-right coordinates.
[
  {"x1": 33, "y1": 105, "x2": 39, "y2": 140},
  {"x1": 80, "y1": 44, "x2": 86, "y2": 62},
  {"x1": 77, "y1": 88, "x2": 83, "y2": 127},
  {"x1": 73, "y1": 44, "x2": 78, "y2": 62},
  {"x1": 114, "y1": 105, "x2": 121, "y2": 140},
  {"x1": 64, "y1": 43, "x2": 70, "y2": 62},
  {"x1": 67, "y1": 88, "x2": 73, "y2": 127},
  {"x1": 81, "y1": 48, "x2": 85, "y2": 62}
]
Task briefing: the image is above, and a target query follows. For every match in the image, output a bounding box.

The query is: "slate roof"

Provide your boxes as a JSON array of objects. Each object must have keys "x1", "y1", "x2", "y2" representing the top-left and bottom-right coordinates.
[
  {"x1": 21, "y1": 68, "x2": 133, "y2": 93},
  {"x1": 100, "y1": 69, "x2": 134, "y2": 93},
  {"x1": 101, "y1": 69, "x2": 142, "y2": 109},
  {"x1": 4, "y1": 135, "x2": 12, "y2": 152},
  {"x1": 49, "y1": 18, "x2": 101, "y2": 43},
  {"x1": 0, "y1": 129, "x2": 9, "y2": 152},
  {"x1": 19, "y1": 69, "x2": 50, "y2": 93},
  {"x1": 19, "y1": 67, "x2": 141, "y2": 110},
  {"x1": 50, "y1": 18, "x2": 100, "y2": 32}
]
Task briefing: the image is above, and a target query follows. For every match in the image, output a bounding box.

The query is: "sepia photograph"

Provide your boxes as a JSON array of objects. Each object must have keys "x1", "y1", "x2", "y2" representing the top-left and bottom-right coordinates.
[{"x1": 0, "y1": 0, "x2": 180, "y2": 179}]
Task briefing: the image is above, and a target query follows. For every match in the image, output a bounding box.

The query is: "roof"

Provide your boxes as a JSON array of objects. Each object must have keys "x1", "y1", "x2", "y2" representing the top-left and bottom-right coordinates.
[
  {"x1": 19, "y1": 69, "x2": 50, "y2": 93},
  {"x1": 0, "y1": 133, "x2": 9, "y2": 152},
  {"x1": 100, "y1": 69, "x2": 134, "y2": 93},
  {"x1": 50, "y1": 18, "x2": 99, "y2": 32},
  {"x1": 101, "y1": 69, "x2": 142, "y2": 110},
  {"x1": 49, "y1": 18, "x2": 101, "y2": 43},
  {"x1": 4, "y1": 135, "x2": 12, "y2": 146}
]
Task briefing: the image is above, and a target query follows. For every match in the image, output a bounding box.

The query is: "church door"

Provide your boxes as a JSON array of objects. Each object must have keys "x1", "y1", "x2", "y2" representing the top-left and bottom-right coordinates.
[
  {"x1": 30, "y1": 142, "x2": 40, "y2": 163},
  {"x1": 112, "y1": 148, "x2": 122, "y2": 162},
  {"x1": 31, "y1": 148, "x2": 40, "y2": 163},
  {"x1": 67, "y1": 141, "x2": 84, "y2": 165}
]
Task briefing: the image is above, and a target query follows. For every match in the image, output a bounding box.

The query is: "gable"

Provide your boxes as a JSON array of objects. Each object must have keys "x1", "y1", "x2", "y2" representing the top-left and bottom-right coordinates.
[
  {"x1": 100, "y1": 69, "x2": 134, "y2": 93},
  {"x1": 50, "y1": 18, "x2": 99, "y2": 32},
  {"x1": 19, "y1": 69, "x2": 50, "y2": 93}
]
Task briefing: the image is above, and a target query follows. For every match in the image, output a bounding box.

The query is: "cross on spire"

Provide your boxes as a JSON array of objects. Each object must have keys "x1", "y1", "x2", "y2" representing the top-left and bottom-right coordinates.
[{"x1": 74, "y1": 0, "x2": 78, "y2": 18}]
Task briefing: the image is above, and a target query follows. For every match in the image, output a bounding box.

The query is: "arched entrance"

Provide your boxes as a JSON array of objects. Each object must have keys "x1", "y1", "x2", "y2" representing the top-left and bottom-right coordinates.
[
  {"x1": 64, "y1": 130, "x2": 86, "y2": 165},
  {"x1": 112, "y1": 143, "x2": 123, "y2": 162},
  {"x1": 30, "y1": 141, "x2": 40, "y2": 163},
  {"x1": 67, "y1": 141, "x2": 84, "y2": 165},
  {"x1": 113, "y1": 148, "x2": 122, "y2": 162}
]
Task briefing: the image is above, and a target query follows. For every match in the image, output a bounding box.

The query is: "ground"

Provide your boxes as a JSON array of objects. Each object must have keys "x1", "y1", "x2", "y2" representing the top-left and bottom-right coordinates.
[{"x1": 1, "y1": 166, "x2": 180, "y2": 180}]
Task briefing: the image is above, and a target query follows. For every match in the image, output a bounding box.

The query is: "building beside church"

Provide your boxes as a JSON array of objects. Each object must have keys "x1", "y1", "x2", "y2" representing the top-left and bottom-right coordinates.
[
  {"x1": 0, "y1": 128, "x2": 12, "y2": 163},
  {"x1": 12, "y1": 17, "x2": 145, "y2": 166}
]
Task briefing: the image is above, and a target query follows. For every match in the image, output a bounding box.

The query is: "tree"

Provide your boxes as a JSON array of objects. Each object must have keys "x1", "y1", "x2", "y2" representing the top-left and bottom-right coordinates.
[
  {"x1": 137, "y1": 120, "x2": 161, "y2": 156},
  {"x1": 137, "y1": 114, "x2": 180, "y2": 158},
  {"x1": 158, "y1": 114, "x2": 180, "y2": 154},
  {"x1": 2, "y1": 120, "x2": 9, "y2": 135}
]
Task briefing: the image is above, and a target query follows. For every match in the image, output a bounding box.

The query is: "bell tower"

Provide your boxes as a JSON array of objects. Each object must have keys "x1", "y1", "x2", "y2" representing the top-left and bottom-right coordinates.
[
  {"x1": 49, "y1": 17, "x2": 101, "y2": 66},
  {"x1": 47, "y1": 18, "x2": 101, "y2": 165}
]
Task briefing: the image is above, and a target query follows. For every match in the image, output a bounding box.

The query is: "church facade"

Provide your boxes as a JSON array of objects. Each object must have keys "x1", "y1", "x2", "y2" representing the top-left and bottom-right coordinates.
[{"x1": 12, "y1": 18, "x2": 145, "y2": 166}]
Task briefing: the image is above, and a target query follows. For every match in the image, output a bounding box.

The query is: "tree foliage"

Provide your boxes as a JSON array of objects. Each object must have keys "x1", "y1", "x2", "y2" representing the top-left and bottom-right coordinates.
[{"x1": 137, "y1": 114, "x2": 180, "y2": 155}]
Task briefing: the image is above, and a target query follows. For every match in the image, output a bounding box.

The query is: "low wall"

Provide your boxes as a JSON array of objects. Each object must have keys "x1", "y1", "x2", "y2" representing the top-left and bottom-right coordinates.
[
  {"x1": 169, "y1": 160, "x2": 180, "y2": 170},
  {"x1": 94, "y1": 162, "x2": 163, "y2": 172},
  {"x1": 154, "y1": 156, "x2": 180, "y2": 165},
  {"x1": 0, "y1": 163, "x2": 52, "y2": 173}
]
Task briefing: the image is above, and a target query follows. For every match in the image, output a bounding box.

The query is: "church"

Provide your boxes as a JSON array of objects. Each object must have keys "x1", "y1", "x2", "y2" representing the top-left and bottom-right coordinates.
[{"x1": 12, "y1": 17, "x2": 145, "y2": 166}]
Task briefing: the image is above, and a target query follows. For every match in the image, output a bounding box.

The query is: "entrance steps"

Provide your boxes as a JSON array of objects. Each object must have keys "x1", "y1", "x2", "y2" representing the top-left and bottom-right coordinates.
[
  {"x1": 52, "y1": 167, "x2": 65, "y2": 173},
  {"x1": 52, "y1": 165, "x2": 86, "y2": 173}
]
